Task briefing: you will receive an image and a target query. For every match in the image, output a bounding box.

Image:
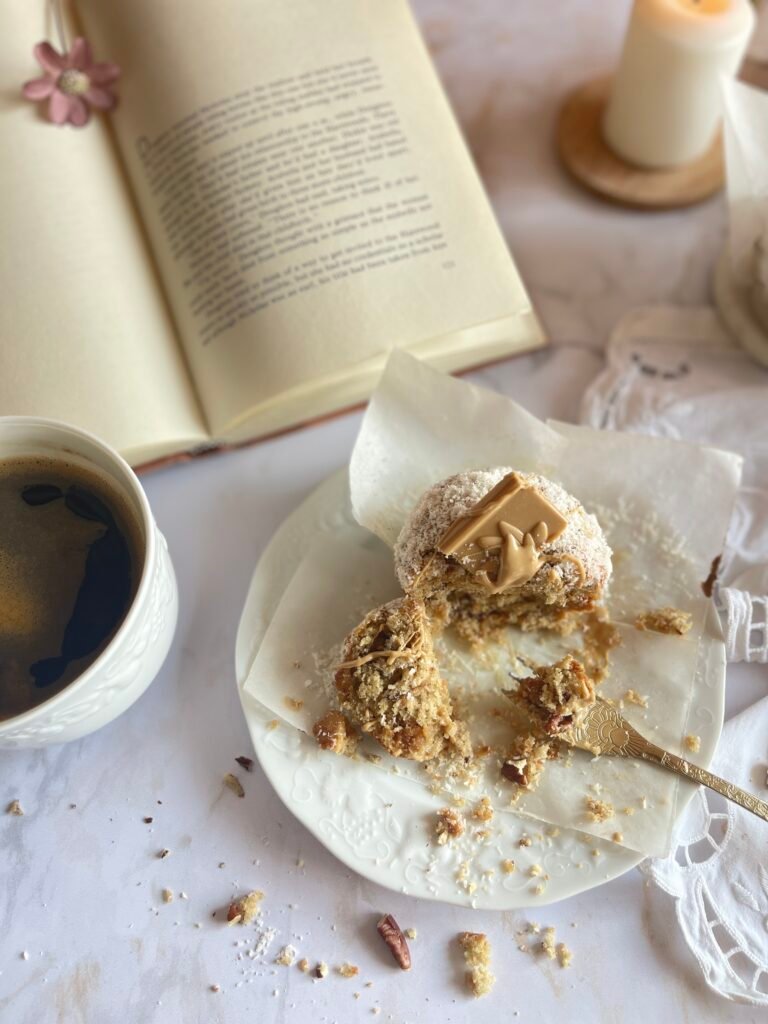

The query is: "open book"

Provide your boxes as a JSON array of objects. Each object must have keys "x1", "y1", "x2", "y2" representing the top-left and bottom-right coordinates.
[{"x1": 0, "y1": 0, "x2": 544, "y2": 468}]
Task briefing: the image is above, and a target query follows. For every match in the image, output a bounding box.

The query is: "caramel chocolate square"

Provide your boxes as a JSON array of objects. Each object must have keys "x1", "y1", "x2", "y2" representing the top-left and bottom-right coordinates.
[{"x1": 438, "y1": 472, "x2": 567, "y2": 558}]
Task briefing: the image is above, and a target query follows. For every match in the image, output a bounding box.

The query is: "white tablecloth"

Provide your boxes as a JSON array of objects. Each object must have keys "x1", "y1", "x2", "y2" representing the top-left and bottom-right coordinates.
[{"x1": 2, "y1": 2, "x2": 767, "y2": 1021}]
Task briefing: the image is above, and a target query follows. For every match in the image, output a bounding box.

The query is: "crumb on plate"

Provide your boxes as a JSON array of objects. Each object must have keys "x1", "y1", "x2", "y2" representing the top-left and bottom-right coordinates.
[
  {"x1": 312, "y1": 710, "x2": 358, "y2": 756},
  {"x1": 472, "y1": 796, "x2": 494, "y2": 822},
  {"x1": 624, "y1": 689, "x2": 649, "y2": 708},
  {"x1": 585, "y1": 797, "x2": 614, "y2": 823},
  {"x1": 635, "y1": 607, "x2": 692, "y2": 636},
  {"x1": 435, "y1": 807, "x2": 465, "y2": 844},
  {"x1": 684, "y1": 733, "x2": 701, "y2": 754}
]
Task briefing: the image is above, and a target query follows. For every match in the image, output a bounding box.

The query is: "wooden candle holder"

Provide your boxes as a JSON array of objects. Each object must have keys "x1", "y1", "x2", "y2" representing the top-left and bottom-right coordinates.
[{"x1": 557, "y1": 75, "x2": 725, "y2": 210}]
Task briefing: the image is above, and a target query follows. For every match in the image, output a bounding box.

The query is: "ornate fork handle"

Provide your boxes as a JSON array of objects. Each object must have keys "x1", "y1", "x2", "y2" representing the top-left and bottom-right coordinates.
[
  {"x1": 634, "y1": 739, "x2": 768, "y2": 824},
  {"x1": 564, "y1": 701, "x2": 768, "y2": 825}
]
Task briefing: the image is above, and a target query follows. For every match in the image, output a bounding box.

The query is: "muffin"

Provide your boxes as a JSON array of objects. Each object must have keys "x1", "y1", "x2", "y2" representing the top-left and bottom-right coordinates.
[
  {"x1": 394, "y1": 469, "x2": 612, "y2": 640},
  {"x1": 334, "y1": 595, "x2": 471, "y2": 762}
]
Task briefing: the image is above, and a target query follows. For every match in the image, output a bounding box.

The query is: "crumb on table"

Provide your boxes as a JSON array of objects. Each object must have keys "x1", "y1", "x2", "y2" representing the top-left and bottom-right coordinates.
[
  {"x1": 612, "y1": 831, "x2": 624, "y2": 844},
  {"x1": 435, "y1": 807, "x2": 465, "y2": 844},
  {"x1": 227, "y1": 890, "x2": 264, "y2": 925},
  {"x1": 297, "y1": 958, "x2": 310, "y2": 973},
  {"x1": 275, "y1": 945, "x2": 297, "y2": 966},
  {"x1": 6, "y1": 800, "x2": 23, "y2": 816},
  {"x1": 284, "y1": 696, "x2": 304, "y2": 712},
  {"x1": 541, "y1": 927, "x2": 556, "y2": 959},
  {"x1": 223, "y1": 773, "x2": 245, "y2": 798},
  {"x1": 635, "y1": 607, "x2": 693, "y2": 636},
  {"x1": 338, "y1": 963, "x2": 359, "y2": 979},
  {"x1": 458, "y1": 932, "x2": 495, "y2": 997},
  {"x1": 557, "y1": 942, "x2": 573, "y2": 968},
  {"x1": 501, "y1": 859, "x2": 516, "y2": 874},
  {"x1": 161, "y1": 888, "x2": 173, "y2": 904},
  {"x1": 585, "y1": 797, "x2": 614, "y2": 823}
]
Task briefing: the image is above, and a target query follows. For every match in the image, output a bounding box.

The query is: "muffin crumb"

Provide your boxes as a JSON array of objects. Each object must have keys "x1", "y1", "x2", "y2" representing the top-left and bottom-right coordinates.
[
  {"x1": 585, "y1": 797, "x2": 614, "y2": 823},
  {"x1": 472, "y1": 796, "x2": 494, "y2": 822},
  {"x1": 435, "y1": 807, "x2": 465, "y2": 844},
  {"x1": 635, "y1": 607, "x2": 692, "y2": 636},
  {"x1": 540, "y1": 927, "x2": 556, "y2": 959},
  {"x1": 312, "y1": 710, "x2": 358, "y2": 756},
  {"x1": 624, "y1": 689, "x2": 649, "y2": 708},
  {"x1": 557, "y1": 942, "x2": 573, "y2": 968},
  {"x1": 227, "y1": 891, "x2": 263, "y2": 925},
  {"x1": 684, "y1": 734, "x2": 701, "y2": 754},
  {"x1": 275, "y1": 945, "x2": 297, "y2": 966},
  {"x1": 458, "y1": 932, "x2": 495, "y2": 997}
]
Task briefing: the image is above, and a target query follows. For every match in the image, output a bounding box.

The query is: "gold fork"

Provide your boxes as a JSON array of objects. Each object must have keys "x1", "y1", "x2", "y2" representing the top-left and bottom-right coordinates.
[{"x1": 562, "y1": 698, "x2": 768, "y2": 824}]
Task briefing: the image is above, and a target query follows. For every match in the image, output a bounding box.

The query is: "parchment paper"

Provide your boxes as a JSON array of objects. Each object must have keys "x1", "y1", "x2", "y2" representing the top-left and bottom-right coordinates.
[{"x1": 244, "y1": 352, "x2": 742, "y2": 857}]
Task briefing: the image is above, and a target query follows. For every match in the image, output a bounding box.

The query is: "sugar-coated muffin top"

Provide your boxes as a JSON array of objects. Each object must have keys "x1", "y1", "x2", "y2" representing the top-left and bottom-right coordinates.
[{"x1": 394, "y1": 467, "x2": 612, "y2": 593}]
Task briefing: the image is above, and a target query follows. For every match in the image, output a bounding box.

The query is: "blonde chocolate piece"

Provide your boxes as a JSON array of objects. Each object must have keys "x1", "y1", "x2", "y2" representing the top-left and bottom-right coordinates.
[
  {"x1": 439, "y1": 472, "x2": 567, "y2": 557},
  {"x1": 438, "y1": 473, "x2": 568, "y2": 595}
]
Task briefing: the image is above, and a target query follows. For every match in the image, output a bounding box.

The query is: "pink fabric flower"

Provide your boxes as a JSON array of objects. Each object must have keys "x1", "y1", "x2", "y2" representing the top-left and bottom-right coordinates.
[{"x1": 22, "y1": 37, "x2": 120, "y2": 127}]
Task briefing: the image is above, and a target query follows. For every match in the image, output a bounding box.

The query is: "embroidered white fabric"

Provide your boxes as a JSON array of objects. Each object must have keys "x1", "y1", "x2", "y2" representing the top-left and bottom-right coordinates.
[
  {"x1": 641, "y1": 696, "x2": 768, "y2": 1006},
  {"x1": 582, "y1": 306, "x2": 768, "y2": 664}
]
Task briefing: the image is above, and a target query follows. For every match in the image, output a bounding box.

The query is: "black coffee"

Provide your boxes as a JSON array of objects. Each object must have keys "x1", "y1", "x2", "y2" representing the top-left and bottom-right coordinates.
[{"x1": 0, "y1": 455, "x2": 143, "y2": 720}]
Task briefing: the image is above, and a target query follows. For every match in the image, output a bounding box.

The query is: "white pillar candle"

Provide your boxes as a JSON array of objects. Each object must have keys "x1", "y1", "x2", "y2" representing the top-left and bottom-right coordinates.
[{"x1": 603, "y1": 0, "x2": 755, "y2": 169}]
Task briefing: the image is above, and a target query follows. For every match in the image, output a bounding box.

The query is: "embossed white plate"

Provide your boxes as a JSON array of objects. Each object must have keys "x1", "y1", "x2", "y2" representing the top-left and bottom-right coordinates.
[{"x1": 235, "y1": 470, "x2": 726, "y2": 908}]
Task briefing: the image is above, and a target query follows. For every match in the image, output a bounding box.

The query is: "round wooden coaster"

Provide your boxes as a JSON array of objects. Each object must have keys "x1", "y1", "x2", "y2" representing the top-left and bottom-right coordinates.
[{"x1": 557, "y1": 76, "x2": 724, "y2": 210}]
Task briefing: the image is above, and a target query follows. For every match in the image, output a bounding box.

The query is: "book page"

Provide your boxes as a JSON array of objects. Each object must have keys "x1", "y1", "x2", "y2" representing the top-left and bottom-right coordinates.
[
  {"x1": 78, "y1": 0, "x2": 542, "y2": 439},
  {"x1": 0, "y1": 3, "x2": 207, "y2": 465}
]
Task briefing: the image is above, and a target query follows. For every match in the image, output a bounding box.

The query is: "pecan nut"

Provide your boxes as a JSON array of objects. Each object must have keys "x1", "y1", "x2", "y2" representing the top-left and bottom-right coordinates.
[
  {"x1": 501, "y1": 758, "x2": 529, "y2": 786},
  {"x1": 377, "y1": 914, "x2": 411, "y2": 970}
]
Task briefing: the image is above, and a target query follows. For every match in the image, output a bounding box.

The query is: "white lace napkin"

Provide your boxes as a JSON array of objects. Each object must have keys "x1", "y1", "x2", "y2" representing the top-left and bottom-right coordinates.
[
  {"x1": 582, "y1": 306, "x2": 768, "y2": 663},
  {"x1": 642, "y1": 696, "x2": 768, "y2": 1006}
]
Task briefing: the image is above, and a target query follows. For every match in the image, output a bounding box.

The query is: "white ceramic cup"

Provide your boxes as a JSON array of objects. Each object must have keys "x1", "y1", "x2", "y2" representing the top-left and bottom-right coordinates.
[{"x1": 0, "y1": 417, "x2": 178, "y2": 748}]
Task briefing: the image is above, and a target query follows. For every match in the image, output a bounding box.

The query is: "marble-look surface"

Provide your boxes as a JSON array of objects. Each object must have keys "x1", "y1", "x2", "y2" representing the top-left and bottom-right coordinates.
[{"x1": 2, "y1": 2, "x2": 767, "y2": 1022}]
